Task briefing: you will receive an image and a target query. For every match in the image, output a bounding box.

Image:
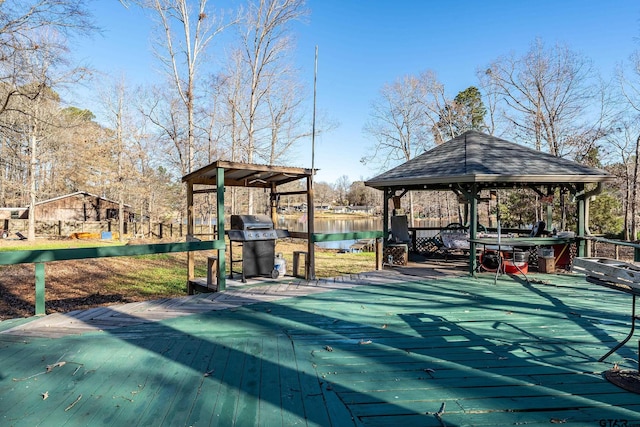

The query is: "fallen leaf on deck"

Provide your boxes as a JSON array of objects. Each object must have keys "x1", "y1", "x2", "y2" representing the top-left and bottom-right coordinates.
[{"x1": 46, "y1": 361, "x2": 66, "y2": 373}]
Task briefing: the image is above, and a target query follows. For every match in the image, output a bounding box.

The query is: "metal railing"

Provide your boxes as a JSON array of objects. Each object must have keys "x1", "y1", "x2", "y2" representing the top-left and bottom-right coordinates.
[{"x1": 585, "y1": 235, "x2": 640, "y2": 262}]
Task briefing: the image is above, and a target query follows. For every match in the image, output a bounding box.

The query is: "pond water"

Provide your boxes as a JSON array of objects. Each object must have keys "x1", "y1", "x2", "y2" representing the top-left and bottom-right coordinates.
[{"x1": 277, "y1": 216, "x2": 383, "y2": 250}]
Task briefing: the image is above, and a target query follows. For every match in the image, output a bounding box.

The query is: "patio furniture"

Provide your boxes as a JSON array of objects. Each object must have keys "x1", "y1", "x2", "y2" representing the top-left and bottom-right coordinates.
[
  {"x1": 572, "y1": 257, "x2": 640, "y2": 393},
  {"x1": 390, "y1": 215, "x2": 411, "y2": 245}
]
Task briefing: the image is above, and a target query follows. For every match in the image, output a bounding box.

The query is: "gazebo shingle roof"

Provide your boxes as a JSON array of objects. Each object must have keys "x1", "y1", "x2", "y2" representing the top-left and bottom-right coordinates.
[{"x1": 365, "y1": 131, "x2": 612, "y2": 190}]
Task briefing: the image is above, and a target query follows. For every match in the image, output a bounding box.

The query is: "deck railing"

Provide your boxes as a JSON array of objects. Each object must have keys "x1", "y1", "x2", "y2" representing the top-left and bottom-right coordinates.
[
  {"x1": 1, "y1": 240, "x2": 224, "y2": 316},
  {"x1": 585, "y1": 235, "x2": 640, "y2": 262}
]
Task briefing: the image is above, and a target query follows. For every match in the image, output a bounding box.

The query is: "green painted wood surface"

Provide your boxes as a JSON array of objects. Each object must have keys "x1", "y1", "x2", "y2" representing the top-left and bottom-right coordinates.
[
  {"x1": 1, "y1": 272, "x2": 639, "y2": 426},
  {"x1": 34, "y1": 262, "x2": 45, "y2": 315},
  {"x1": 2, "y1": 240, "x2": 225, "y2": 317},
  {"x1": 0, "y1": 240, "x2": 224, "y2": 265},
  {"x1": 216, "y1": 166, "x2": 226, "y2": 291}
]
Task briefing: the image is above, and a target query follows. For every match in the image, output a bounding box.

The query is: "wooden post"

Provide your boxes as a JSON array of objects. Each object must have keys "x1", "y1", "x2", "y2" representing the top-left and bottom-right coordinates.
[
  {"x1": 216, "y1": 167, "x2": 226, "y2": 291},
  {"x1": 35, "y1": 262, "x2": 45, "y2": 315},
  {"x1": 270, "y1": 184, "x2": 278, "y2": 227},
  {"x1": 383, "y1": 188, "x2": 390, "y2": 243},
  {"x1": 468, "y1": 184, "x2": 478, "y2": 276},
  {"x1": 375, "y1": 238, "x2": 383, "y2": 270},
  {"x1": 187, "y1": 181, "x2": 195, "y2": 282},
  {"x1": 307, "y1": 174, "x2": 316, "y2": 280},
  {"x1": 576, "y1": 183, "x2": 586, "y2": 258}
]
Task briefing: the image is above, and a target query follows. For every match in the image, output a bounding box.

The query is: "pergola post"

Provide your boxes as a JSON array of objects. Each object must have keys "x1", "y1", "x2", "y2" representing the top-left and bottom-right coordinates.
[
  {"x1": 270, "y1": 183, "x2": 278, "y2": 226},
  {"x1": 217, "y1": 167, "x2": 226, "y2": 291},
  {"x1": 306, "y1": 175, "x2": 316, "y2": 280},
  {"x1": 187, "y1": 181, "x2": 195, "y2": 281}
]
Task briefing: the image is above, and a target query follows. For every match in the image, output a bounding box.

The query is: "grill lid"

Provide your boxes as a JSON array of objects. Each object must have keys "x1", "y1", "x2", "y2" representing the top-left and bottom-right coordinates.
[{"x1": 231, "y1": 214, "x2": 274, "y2": 231}]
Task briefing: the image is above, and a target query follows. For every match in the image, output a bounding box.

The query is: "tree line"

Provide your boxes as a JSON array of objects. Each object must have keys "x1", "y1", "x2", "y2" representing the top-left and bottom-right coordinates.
[
  {"x1": 363, "y1": 38, "x2": 640, "y2": 239},
  {"x1": 1, "y1": 1, "x2": 639, "y2": 240}
]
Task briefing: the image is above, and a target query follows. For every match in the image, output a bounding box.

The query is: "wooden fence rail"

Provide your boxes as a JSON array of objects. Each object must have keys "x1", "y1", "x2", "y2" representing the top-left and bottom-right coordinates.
[{"x1": 2, "y1": 240, "x2": 224, "y2": 316}]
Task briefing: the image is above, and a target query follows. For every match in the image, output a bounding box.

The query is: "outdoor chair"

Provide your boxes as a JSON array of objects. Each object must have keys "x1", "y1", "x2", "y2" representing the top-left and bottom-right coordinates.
[
  {"x1": 385, "y1": 215, "x2": 412, "y2": 266},
  {"x1": 390, "y1": 215, "x2": 412, "y2": 244}
]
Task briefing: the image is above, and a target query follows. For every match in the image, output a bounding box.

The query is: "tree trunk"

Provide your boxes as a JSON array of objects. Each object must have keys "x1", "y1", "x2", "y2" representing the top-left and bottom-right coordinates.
[
  {"x1": 28, "y1": 133, "x2": 37, "y2": 241},
  {"x1": 631, "y1": 135, "x2": 640, "y2": 240}
]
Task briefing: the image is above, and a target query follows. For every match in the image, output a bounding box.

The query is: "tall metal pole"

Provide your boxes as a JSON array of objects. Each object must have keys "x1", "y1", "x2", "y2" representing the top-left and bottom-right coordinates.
[
  {"x1": 307, "y1": 46, "x2": 318, "y2": 280},
  {"x1": 312, "y1": 45, "x2": 317, "y2": 171}
]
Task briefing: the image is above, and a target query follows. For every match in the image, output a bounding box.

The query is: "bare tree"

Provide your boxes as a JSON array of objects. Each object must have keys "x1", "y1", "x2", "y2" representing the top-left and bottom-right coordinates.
[
  {"x1": 234, "y1": 0, "x2": 307, "y2": 213},
  {"x1": 4, "y1": 33, "x2": 90, "y2": 239},
  {"x1": 99, "y1": 77, "x2": 143, "y2": 240},
  {"x1": 362, "y1": 71, "x2": 449, "y2": 224},
  {"x1": 483, "y1": 38, "x2": 603, "y2": 157},
  {"x1": 138, "y1": 0, "x2": 230, "y2": 175},
  {"x1": 362, "y1": 74, "x2": 431, "y2": 169},
  {"x1": 608, "y1": 51, "x2": 640, "y2": 240},
  {"x1": 0, "y1": 1, "x2": 95, "y2": 118},
  {"x1": 334, "y1": 175, "x2": 350, "y2": 206}
]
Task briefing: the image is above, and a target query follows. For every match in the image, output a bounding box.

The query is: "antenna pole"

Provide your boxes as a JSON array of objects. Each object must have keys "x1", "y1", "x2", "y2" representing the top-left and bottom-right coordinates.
[{"x1": 312, "y1": 45, "x2": 318, "y2": 172}]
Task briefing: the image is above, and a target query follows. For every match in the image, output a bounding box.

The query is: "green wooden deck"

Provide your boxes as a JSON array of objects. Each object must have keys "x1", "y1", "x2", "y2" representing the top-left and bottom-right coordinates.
[{"x1": 1, "y1": 271, "x2": 639, "y2": 426}]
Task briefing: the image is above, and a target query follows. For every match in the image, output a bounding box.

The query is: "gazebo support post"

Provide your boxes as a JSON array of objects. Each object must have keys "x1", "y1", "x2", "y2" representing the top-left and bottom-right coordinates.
[
  {"x1": 468, "y1": 184, "x2": 479, "y2": 276},
  {"x1": 576, "y1": 183, "x2": 586, "y2": 258},
  {"x1": 455, "y1": 184, "x2": 479, "y2": 276},
  {"x1": 216, "y1": 167, "x2": 226, "y2": 291},
  {"x1": 383, "y1": 188, "x2": 390, "y2": 243}
]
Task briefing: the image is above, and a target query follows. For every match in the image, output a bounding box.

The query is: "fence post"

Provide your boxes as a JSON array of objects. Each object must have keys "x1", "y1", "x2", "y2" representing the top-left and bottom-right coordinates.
[{"x1": 35, "y1": 262, "x2": 45, "y2": 315}]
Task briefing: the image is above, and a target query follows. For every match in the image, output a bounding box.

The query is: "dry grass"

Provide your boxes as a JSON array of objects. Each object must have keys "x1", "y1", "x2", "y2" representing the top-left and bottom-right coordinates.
[{"x1": 0, "y1": 237, "x2": 376, "y2": 320}]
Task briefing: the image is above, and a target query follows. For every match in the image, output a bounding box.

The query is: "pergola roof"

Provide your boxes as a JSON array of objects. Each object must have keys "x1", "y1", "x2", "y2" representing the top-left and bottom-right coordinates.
[
  {"x1": 182, "y1": 160, "x2": 314, "y2": 188},
  {"x1": 365, "y1": 131, "x2": 613, "y2": 191}
]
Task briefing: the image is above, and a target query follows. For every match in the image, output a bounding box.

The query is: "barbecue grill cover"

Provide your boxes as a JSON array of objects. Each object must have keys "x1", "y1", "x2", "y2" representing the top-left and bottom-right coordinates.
[{"x1": 231, "y1": 214, "x2": 274, "y2": 230}]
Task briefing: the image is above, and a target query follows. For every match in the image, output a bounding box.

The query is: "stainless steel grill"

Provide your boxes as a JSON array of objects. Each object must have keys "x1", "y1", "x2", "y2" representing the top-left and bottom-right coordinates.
[
  {"x1": 229, "y1": 214, "x2": 280, "y2": 282},
  {"x1": 228, "y1": 214, "x2": 278, "y2": 241}
]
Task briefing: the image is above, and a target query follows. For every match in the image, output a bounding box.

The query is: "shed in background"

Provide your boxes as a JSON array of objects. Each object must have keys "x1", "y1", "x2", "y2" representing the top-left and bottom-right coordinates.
[{"x1": 24, "y1": 191, "x2": 134, "y2": 222}]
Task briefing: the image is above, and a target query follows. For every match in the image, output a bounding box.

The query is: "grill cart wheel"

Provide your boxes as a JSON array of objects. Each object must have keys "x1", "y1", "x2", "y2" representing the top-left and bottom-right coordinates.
[{"x1": 271, "y1": 269, "x2": 279, "y2": 279}]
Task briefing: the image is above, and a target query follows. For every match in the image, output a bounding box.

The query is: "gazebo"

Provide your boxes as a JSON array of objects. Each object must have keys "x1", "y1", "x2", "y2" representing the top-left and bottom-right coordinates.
[
  {"x1": 364, "y1": 130, "x2": 614, "y2": 275},
  {"x1": 182, "y1": 161, "x2": 316, "y2": 291}
]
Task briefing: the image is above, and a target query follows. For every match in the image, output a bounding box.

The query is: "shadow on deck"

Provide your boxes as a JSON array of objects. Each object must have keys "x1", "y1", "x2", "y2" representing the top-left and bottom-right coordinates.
[{"x1": 0, "y1": 263, "x2": 639, "y2": 426}]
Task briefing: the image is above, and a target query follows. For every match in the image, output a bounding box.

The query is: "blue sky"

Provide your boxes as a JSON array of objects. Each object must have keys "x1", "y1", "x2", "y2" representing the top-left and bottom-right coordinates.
[{"x1": 72, "y1": 1, "x2": 640, "y2": 184}]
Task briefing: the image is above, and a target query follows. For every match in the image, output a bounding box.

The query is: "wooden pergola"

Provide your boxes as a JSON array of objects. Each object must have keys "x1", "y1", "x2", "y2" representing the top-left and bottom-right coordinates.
[
  {"x1": 182, "y1": 161, "x2": 316, "y2": 291},
  {"x1": 365, "y1": 131, "x2": 615, "y2": 275}
]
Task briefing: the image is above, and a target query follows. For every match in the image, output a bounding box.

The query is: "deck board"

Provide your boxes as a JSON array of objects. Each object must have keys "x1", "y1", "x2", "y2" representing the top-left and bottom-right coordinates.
[{"x1": 0, "y1": 269, "x2": 639, "y2": 425}]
